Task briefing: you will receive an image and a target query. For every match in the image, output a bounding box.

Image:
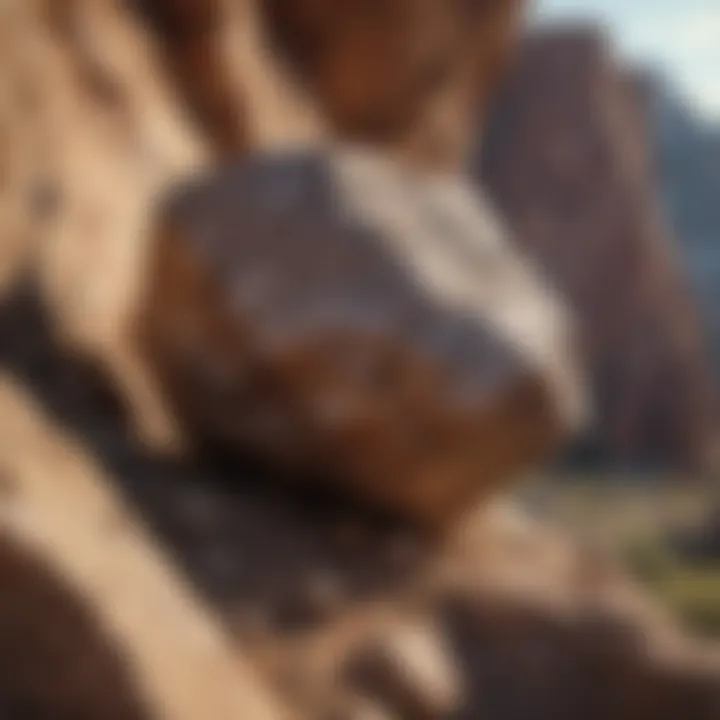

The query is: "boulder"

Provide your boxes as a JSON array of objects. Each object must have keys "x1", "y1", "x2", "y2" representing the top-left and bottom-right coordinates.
[
  {"x1": 137, "y1": 148, "x2": 586, "y2": 528},
  {"x1": 0, "y1": 0, "x2": 528, "y2": 457}
]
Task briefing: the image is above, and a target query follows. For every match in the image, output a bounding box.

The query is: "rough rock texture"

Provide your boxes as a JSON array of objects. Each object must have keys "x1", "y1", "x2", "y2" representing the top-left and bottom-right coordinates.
[
  {"x1": 262, "y1": 0, "x2": 526, "y2": 170},
  {"x1": 2, "y1": 3, "x2": 720, "y2": 719},
  {"x1": 137, "y1": 149, "x2": 585, "y2": 528},
  {"x1": 0, "y1": 0, "x2": 211, "y2": 451},
  {"x1": 0, "y1": 0, "x2": 530, "y2": 454},
  {"x1": 132, "y1": 0, "x2": 322, "y2": 153},
  {"x1": 0, "y1": 0, "x2": 321, "y2": 453},
  {"x1": 0, "y1": 366, "x2": 289, "y2": 720},
  {"x1": 477, "y1": 28, "x2": 718, "y2": 468},
  {"x1": 1, "y1": 296, "x2": 719, "y2": 719}
]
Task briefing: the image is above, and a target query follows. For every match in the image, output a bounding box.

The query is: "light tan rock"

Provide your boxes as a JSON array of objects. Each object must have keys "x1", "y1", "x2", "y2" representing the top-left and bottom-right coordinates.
[
  {"x1": 0, "y1": 0, "x2": 324, "y2": 453},
  {"x1": 2, "y1": 0, "x2": 212, "y2": 450},
  {"x1": 0, "y1": 374, "x2": 287, "y2": 720},
  {"x1": 344, "y1": 619, "x2": 463, "y2": 718},
  {"x1": 0, "y1": 0, "x2": 55, "y2": 295},
  {"x1": 0, "y1": 529, "x2": 150, "y2": 719}
]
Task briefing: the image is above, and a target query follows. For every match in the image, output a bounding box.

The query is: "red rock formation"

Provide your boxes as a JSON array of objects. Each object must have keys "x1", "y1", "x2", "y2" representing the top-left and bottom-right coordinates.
[{"x1": 477, "y1": 27, "x2": 718, "y2": 468}]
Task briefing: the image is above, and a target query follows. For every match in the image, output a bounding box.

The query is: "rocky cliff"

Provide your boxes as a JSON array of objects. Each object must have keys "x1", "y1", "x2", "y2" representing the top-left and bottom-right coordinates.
[
  {"x1": 1, "y1": 4, "x2": 719, "y2": 718},
  {"x1": 641, "y1": 75, "x2": 720, "y2": 366},
  {"x1": 478, "y1": 27, "x2": 718, "y2": 468}
]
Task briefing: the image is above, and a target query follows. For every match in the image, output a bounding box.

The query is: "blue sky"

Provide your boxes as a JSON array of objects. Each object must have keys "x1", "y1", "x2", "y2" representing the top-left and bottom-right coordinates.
[{"x1": 534, "y1": 0, "x2": 720, "y2": 119}]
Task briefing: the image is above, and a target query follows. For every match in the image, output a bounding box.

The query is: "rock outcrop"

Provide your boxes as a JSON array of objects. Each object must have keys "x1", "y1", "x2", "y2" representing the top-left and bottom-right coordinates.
[
  {"x1": 478, "y1": 27, "x2": 718, "y2": 468},
  {"x1": 0, "y1": 305, "x2": 718, "y2": 718},
  {"x1": 2, "y1": 3, "x2": 720, "y2": 719},
  {"x1": 0, "y1": 0, "x2": 322, "y2": 452},
  {"x1": 137, "y1": 148, "x2": 585, "y2": 528}
]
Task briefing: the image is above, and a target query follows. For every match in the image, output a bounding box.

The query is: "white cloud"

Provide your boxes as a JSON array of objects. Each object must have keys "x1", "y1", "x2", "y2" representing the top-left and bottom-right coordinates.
[
  {"x1": 688, "y1": 71, "x2": 720, "y2": 118},
  {"x1": 536, "y1": 1, "x2": 720, "y2": 120},
  {"x1": 651, "y1": 8, "x2": 720, "y2": 119},
  {"x1": 671, "y1": 7, "x2": 720, "y2": 54}
]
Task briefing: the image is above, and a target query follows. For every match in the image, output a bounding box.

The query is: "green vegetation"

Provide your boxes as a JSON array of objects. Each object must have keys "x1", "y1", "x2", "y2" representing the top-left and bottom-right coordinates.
[
  {"x1": 519, "y1": 473, "x2": 720, "y2": 639},
  {"x1": 622, "y1": 534, "x2": 720, "y2": 637}
]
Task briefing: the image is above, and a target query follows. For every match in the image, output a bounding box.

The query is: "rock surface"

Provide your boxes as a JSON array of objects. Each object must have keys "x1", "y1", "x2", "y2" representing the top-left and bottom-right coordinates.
[
  {"x1": 137, "y1": 149, "x2": 585, "y2": 528},
  {"x1": 0, "y1": 0, "x2": 321, "y2": 452},
  {"x1": 0, "y1": 299, "x2": 719, "y2": 719},
  {"x1": 2, "y1": 4, "x2": 720, "y2": 719},
  {"x1": 0, "y1": 368, "x2": 290, "y2": 720},
  {"x1": 0, "y1": 0, "x2": 531, "y2": 456},
  {"x1": 262, "y1": 0, "x2": 526, "y2": 170},
  {"x1": 0, "y1": 530, "x2": 150, "y2": 720},
  {"x1": 0, "y1": 0, "x2": 213, "y2": 451},
  {"x1": 478, "y1": 27, "x2": 718, "y2": 467}
]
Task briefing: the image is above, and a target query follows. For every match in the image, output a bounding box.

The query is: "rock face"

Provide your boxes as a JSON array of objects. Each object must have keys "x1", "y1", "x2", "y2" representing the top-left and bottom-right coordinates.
[
  {"x1": 132, "y1": 0, "x2": 322, "y2": 154},
  {"x1": 0, "y1": 0, "x2": 212, "y2": 451},
  {"x1": 640, "y1": 74, "x2": 720, "y2": 366},
  {"x1": 0, "y1": 365, "x2": 291, "y2": 720},
  {"x1": 0, "y1": 0, "x2": 530, "y2": 456},
  {"x1": 1, "y1": 297, "x2": 719, "y2": 719},
  {"x1": 262, "y1": 0, "x2": 526, "y2": 170},
  {"x1": 478, "y1": 28, "x2": 718, "y2": 468},
  {"x1": 0, "y1": 0, "x2": 322, "y2": 452},
  {"x1": 137, "y1": 149, "x2": 585, "y2": 528},
  {"x1": 2, "y1": 3, "x2": 720, "y2": 719}
]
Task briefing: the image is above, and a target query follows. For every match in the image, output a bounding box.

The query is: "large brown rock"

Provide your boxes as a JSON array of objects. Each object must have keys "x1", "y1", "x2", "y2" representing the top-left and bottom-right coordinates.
[
  {"x1": 0, "y1": 0, "x2": 529, "y2": 457},
  {"x1": 137, "y1": 148, "x2": 586, "y2": 528},
  {"x1": 477, "y1": 28, "x2": 718, "y2": 467}
]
